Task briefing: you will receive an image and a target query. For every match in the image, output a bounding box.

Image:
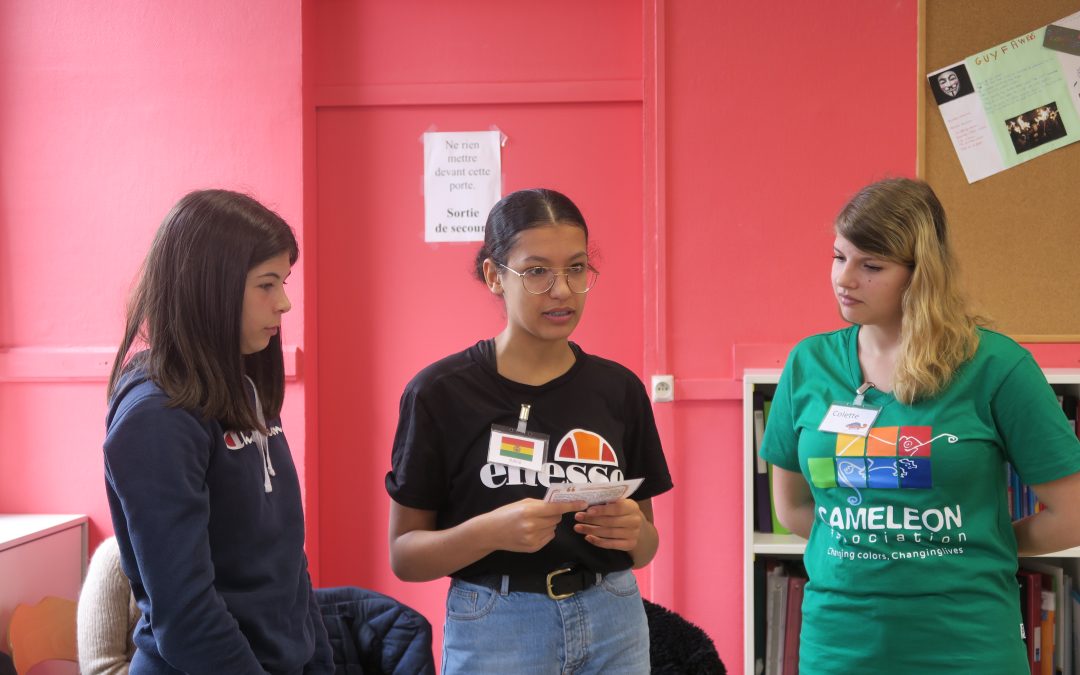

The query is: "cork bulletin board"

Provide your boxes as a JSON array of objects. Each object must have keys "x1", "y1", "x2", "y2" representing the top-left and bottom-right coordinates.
[{"x1": 918, "y1": 0, "x2": 1080, "y2": 341}]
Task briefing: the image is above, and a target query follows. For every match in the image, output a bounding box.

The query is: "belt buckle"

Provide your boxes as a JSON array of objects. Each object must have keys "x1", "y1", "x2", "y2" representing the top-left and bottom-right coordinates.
[{"x1": 545, "y1": 567, "x2": 574, "y2": 600}]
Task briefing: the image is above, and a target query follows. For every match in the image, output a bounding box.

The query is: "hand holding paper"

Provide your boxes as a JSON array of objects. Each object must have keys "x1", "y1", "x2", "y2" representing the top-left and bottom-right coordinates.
[
  {"x1": 572, "y1": 492, "x2": 648, "y2": 552},
  {"x1": 542, "y1": 477, "x2": 643, "y2": 506}
]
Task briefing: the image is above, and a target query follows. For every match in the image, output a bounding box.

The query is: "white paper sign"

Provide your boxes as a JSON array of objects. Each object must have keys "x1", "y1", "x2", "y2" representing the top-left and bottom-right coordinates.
[
  {"x1": 543, "y1": 478, "x2": 644, "y2": 506},
  {"x1": 423, "y1": 130, "x2": 501, "y2": 242}
]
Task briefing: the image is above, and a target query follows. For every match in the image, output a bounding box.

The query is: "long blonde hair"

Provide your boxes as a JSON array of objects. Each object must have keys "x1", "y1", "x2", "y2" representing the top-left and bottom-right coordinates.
[{"x1": 836, "y1": 178, "x2": 980, "y2": 404}]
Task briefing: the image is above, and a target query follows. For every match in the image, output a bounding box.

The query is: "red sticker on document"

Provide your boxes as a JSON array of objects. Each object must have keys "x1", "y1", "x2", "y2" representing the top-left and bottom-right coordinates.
[{"x1": 817, "y1": 403, "x2": 880, "y2": 437}]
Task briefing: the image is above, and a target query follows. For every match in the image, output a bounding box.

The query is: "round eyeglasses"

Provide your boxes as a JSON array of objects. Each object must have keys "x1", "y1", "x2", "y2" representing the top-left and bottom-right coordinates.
[{"x1": 498, "y1": 263, "x2": 599, "y2": 295}]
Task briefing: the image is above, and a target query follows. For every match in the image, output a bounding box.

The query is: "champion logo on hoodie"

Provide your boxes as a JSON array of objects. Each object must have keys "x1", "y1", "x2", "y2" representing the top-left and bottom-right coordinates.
[{"x1": 224, "y1": 426, "x2": 283, "y2": 450}]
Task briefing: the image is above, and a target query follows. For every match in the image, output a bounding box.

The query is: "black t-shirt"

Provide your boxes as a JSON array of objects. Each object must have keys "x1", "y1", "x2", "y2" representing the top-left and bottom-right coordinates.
[{"x1": 386, "y1": 340, "x2": 673, "y2": 578}]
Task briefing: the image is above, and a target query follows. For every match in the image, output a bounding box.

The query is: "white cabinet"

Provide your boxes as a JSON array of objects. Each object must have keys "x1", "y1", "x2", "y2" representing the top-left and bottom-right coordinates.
[{"x1": 0, "y1": 514, "x2": 87, "y2": 675}]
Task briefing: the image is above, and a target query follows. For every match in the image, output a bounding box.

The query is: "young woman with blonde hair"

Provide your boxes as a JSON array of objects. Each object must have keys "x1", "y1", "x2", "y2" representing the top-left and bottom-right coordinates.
[{"x1": 762, "y1": 177, "x2": 1080, "y2": 673}]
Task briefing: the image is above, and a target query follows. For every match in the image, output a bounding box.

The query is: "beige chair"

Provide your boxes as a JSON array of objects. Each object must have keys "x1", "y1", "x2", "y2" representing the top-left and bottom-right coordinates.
[
  {"x1": 76, "y1": 536, "x2": 139, "y2": 675},
  {"x1": 7, "y1": 596, "x2": 78, "y2": 674}
]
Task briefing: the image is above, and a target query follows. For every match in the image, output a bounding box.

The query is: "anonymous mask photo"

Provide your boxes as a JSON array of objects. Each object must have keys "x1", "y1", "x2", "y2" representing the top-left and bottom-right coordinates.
[{"x1": 937, "y1": 70, "x2": 960, "y2": 97}]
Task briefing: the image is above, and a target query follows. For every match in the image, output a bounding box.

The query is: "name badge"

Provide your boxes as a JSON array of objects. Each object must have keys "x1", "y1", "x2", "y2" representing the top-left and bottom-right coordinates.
[
  {"x1": 818, "y1": 403, "x2": 880, "y2": 437},
  {"x1": 487, "y1": 425, "x2": 548, "y2": 472}
]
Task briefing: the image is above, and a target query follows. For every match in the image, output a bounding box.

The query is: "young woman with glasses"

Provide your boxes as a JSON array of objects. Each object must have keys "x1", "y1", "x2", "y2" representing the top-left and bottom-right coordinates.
[
  {"x1": 104, "y1": 190, "x2": 332, "y2": 673},
  {"x1": 386, "y1": 188, "x2": 672, "y2": 673},
  {"x1": 760, "y1": 178, "x2": 1080, "y2": 673}
]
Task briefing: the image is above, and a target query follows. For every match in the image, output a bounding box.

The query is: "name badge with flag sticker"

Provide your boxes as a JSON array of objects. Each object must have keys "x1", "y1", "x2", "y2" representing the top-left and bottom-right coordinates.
[{"x1": 487, "y1": 424, "x2": 548, "y2": 472}]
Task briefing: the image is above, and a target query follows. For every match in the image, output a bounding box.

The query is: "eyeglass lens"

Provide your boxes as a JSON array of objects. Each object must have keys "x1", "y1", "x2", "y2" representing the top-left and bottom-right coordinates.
[{"x1": 522, "y1": 267, "x2": 598, "y2": 294}]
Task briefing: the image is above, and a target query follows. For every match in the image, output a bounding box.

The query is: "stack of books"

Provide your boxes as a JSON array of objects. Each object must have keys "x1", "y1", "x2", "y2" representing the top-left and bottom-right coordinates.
[
  {"x1": 754, "y1": 559, "x2": 806, "y2": 675},
  {"x1": 1018, "y1": 561, "x2": 1079, "y2": 675}
]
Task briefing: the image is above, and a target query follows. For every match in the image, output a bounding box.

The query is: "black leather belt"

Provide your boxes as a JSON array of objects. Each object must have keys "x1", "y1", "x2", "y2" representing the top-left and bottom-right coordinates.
[{"x1": 463, "y1": 566, "x2": 602, "y2": 600}]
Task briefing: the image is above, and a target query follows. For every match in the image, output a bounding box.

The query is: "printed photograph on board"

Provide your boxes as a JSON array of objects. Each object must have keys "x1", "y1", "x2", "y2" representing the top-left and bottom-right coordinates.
[{"x1": 1005, "y1": 103, "x2": 1067, "y2": 153}]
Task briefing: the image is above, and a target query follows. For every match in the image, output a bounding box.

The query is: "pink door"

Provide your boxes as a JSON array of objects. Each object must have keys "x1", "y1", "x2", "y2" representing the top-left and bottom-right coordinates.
[{"x1": 308, "y1": 0, "x2": 646, "y2": 655}]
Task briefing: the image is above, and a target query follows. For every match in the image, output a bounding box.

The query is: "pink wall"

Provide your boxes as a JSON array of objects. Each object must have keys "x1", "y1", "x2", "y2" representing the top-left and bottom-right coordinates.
[
  {"x1": 303, "y1": 1, "x2": 923, "y2": 670},
  {"x1": 662, "y1": 1, "x2": 918, "y2": 666},
  {"x1": 306, "y1": 1, "x2": 647, "y2": 658},
  {"x1": 6, "y1": 1, "x2": 1080, "y2": 673},
  {"x1": 0, "y1": 1, "x2": 306, "y2": 546}
]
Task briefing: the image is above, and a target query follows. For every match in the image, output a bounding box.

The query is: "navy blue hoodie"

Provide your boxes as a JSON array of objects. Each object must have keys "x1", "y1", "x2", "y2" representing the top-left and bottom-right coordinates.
[{"x1": 104, "y1": 365, "x2": 332, "y2": 674}]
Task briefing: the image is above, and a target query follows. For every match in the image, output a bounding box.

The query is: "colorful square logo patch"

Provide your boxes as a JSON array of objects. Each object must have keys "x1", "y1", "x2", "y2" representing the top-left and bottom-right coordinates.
[
  {"x1": 898, "y1": 426, "x2": 932, "y2": 457},
  {"x1": 866, "y1": 458, "x2": 899, "y2": 488},
  {"x1": 836, "y1": 458, "x2": 867, "y2": 488},
  {"x1": 808, "y1": 457, "x2": 837, "y2": 488},
  {"x1": 812, "y1": 424, "x2": 952, "y2": 495},
  {"x1": 866, "y1": 426, "x2": 898, "y2": 456},
  {"x1": 835, "y1": 434, "x2": 866, "y2": 457},
  {"x1": 899, "y1": 457, "x2": 932, "y2": 488}
]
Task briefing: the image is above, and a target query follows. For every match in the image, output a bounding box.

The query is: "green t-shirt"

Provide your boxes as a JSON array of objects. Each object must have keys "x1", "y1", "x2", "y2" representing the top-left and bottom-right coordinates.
[{"x1": 760, "y1": 326, "x2": 1080, "y2": 674}]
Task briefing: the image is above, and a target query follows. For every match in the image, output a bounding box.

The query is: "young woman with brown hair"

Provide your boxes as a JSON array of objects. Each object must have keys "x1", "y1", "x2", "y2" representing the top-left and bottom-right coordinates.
[{"x1": 104, "y1": 190, "x2": 331, "y2": 674}]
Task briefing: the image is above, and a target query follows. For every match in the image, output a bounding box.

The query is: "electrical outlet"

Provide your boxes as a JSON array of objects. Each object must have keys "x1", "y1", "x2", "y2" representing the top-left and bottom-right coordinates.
[{"x1": 651, "y1": 374, "x2": 675, "y2": 403}]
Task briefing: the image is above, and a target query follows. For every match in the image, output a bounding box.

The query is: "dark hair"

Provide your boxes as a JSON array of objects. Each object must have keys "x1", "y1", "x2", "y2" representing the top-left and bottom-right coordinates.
[
  {"x1": 107, "y1": 189, "x2": 298, "y2": 433},
  {"x1": 473, "y1": 188, "x2": 588, "y2": 281}
]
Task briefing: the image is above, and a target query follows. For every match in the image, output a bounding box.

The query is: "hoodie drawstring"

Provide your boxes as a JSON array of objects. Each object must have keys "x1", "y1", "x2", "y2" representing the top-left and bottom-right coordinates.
[{"x1": 247, "y1": 376, "x2": 275, "y2": 493}]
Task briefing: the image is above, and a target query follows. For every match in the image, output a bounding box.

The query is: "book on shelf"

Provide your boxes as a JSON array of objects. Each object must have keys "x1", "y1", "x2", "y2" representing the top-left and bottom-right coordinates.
[
  {"x1": 753, "y1": 391, "x2": 772, "y2": 533},
  {"x1": 1057, "y1": 393, "x2": 1078, "y2": 435},
  {"x1": 1018, "y1": 569, "x2": 1044, "y2": 673},
  {"x1": 754, "y1": 559, "x2": 767, "y2": 675},
  {"x1": 1064, "y1": 573, "x2": 1073, "y2": 675},
  {"x1": 1008, "y1": 465, "x2": 1046, "y2": 521},
  {"x1": 752, "y1": 391, "x2": 791, "y2": 537},
  {"x1": 761, "y1": 560, "x2": 806, "y2": 675},
  {"x1": 1022, "y1": 560, "x2": 1066, "y2": 674},
  {"x1": 1072, "y1": 590, "x2": 1080, "y2": 675},
  {"x1": 1040, "y1": 584, "x2": 1054, "y2": 675},
  {"x1": 764, "y1": 562, "x2": 789, "y2": 675},
  {"x1": 781, "y1": 572, "x2": 806, "y2": 675}
]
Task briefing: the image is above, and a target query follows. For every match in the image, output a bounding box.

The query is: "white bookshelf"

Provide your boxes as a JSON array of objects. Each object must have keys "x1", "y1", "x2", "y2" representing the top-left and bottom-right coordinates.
[{"x1": 743, "y1": 368, "x2": 1080, "y2": 675}]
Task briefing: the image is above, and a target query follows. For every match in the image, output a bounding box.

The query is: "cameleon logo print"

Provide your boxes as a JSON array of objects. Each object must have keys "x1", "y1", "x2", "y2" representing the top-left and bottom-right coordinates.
[
  {"x1": 806, "y1": 426, "x2": 959, "y2": 505},
  {"x1": 555, "y1": 429, "x2": 618, "y2": 465}
]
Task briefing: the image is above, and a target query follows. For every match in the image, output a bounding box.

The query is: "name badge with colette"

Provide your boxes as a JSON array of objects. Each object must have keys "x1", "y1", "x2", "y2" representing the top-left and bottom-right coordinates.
[{"x1": 817, "y1": 382, "x2": 880, "y2": 437}]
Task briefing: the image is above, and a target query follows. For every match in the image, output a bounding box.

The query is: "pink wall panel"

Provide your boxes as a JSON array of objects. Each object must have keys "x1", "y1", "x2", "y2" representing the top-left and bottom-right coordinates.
[
  {"x1": 670, "y1": 400, "x2": 745, "y2": 664},
  {"x1": 0, "y1": 382, "x2": 306, "y2": 545},
  {"x1": 8, "y1": 1, "x2": 1078, "y2": 672},
  {"x1": 305, "y1": 1, "x2": 927, "y2": 670},
  {"x1": 664, "y1": 0, "x2": 920, "y2": 378},
  {"x1": 314, "y1": 102, "x2": 644, "y2": 649},
  {"x1": 309, "y1": 0, "x2": 642, "y2": 87},
  {"x1": 0, "y1": 0, "x2": 306, "y2": 552},
  {"x1": 661, "y1": 1, "x2": 920, "y2": 667}
]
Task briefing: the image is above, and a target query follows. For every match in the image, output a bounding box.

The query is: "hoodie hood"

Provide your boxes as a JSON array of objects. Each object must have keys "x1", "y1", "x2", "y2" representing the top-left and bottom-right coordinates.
[
  {"x1": 107, "y1": 352, "x2": 152, "y2": 429},
  {"x1": 107, "y1": 352, "x2": 277, "y2": 493}
]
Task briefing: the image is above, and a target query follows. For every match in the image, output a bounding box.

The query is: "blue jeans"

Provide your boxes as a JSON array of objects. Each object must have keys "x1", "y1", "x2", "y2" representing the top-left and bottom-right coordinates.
[{"x1": 442, "y1": 568, "x2": 650, "y2": 674}]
